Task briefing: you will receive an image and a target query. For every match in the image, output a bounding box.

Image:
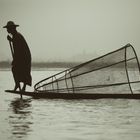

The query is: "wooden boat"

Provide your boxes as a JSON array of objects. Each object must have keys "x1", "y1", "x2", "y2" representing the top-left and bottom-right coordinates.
[
  {"x1": 5, "y1": 90, "x2": 140, "y2": 99},
  {"x1": 5, "y1": 44, "x2": 140, "y2": 100}
]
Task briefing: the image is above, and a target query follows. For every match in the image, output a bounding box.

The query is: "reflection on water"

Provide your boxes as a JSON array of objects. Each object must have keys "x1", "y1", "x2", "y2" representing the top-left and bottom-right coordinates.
[
  {"x1": 9, "y1": 98, "x2": 33, "y2": 140},
  {"x1": 1, "y1": 71, "x2": 140, "y2": 140}
]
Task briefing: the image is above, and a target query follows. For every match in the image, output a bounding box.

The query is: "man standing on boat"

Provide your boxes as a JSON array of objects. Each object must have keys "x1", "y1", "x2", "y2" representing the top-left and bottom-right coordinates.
[{"x1": 3, "y1": 21, "x2": 32, "y2": 91}]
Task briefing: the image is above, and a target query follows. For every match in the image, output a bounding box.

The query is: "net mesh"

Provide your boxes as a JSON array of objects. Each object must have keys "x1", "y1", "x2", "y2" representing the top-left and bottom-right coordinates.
[{"x1": 34, "y1": 44, "x2": 140, "y2": 94}]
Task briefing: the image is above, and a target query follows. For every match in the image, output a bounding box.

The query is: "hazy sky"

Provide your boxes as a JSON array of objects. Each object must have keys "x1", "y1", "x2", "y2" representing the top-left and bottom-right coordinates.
[{"x1": 0, "y1": 0, "x2": 140, "y2": 62}]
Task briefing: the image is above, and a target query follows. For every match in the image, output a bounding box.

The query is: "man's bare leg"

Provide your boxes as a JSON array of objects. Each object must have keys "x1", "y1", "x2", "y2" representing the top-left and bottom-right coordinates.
[
  {"x1": 22, "y1": 83, "x2": 26, "y2": 91},
  {"x1": 14, "y1": 82, "x2": 21, "y2": 91}
]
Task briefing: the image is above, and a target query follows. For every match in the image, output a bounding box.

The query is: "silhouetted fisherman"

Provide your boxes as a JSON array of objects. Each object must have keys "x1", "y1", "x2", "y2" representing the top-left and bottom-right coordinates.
[{"x1": 3, "y1": 21, "x2": 32, "y2": 91}]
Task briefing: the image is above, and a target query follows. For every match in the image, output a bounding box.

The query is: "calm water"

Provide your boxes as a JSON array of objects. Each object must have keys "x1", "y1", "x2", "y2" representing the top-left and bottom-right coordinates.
[{"x1": 1, "y1": 70, "x2": 140, "y2": 140}]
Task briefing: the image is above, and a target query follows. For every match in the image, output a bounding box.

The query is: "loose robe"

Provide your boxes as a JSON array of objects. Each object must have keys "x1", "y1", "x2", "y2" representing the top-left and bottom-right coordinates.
[{"x1": 12, "y1": 32, "x2": 32, "y2": 86}]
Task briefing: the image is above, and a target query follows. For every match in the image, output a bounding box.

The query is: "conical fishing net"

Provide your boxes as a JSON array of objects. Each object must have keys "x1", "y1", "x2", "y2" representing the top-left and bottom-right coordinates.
[{"x1": 34, "y1": 44, "x2": 140, "y2": 94}]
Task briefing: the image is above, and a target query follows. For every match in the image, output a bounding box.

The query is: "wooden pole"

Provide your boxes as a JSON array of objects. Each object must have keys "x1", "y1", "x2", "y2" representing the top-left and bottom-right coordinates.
[{"x1": 9, "y1": 41, "x2": 14, "y2": 59}]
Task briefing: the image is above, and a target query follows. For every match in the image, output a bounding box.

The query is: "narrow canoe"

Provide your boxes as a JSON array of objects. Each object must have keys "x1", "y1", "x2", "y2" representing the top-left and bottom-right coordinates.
[{"x1": 5, "y1": 90, "x2": 140, "y2": 99}]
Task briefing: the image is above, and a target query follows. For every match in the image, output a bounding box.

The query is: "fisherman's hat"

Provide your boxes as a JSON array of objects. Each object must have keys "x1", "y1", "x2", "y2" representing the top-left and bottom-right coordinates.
[{"x1": 3, "y1": 21, "x2": 19, "y2": 28}]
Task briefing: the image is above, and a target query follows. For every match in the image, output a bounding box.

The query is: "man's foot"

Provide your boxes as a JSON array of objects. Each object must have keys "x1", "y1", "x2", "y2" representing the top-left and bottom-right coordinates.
[
  {"x1": 21, "y1": 84, "x2": 26, "y2": 91},
  {"x1": 14, "y1": 83, "x2": 21, "y2": 91},
  {"x1": 14, "y1": 85, "x2": 18, "y2": 91}
]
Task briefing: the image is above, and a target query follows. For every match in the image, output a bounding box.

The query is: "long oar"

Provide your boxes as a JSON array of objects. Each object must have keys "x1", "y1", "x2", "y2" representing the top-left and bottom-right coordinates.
[{"x1": 9, "y1": 40, "x2": 14, "y2": 59}]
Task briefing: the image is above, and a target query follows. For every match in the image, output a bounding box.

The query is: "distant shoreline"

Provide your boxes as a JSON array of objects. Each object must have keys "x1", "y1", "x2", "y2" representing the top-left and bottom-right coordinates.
[
  {"x1": 0, "y1": 61, "x2": 139, "y2": 70},
  {"x1": 0, "y1": 61, "x2": 80, "y2": 70}
]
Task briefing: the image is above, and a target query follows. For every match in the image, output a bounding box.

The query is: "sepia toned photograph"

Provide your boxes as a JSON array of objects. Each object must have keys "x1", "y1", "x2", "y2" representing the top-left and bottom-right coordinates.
[{"x1": 0, "y1": 0, "x2": 140, "y2": 140}]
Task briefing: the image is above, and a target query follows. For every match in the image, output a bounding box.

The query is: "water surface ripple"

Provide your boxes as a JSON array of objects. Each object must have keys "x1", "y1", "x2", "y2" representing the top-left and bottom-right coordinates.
[{"x1": 1, "y1": 71, "x2": 140, "y2": 140}]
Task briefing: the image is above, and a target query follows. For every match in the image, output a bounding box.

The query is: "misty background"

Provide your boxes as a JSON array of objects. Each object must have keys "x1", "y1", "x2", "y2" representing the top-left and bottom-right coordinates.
[{"x1": 0, "y1": 0, "x2": 140, "y2": 64}]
